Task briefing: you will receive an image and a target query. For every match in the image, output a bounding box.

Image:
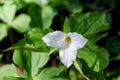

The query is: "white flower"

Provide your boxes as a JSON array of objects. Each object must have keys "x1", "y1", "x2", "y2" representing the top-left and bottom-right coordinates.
[{"x1": 42, "y1": 31, "x2": 88, "y2": 68}]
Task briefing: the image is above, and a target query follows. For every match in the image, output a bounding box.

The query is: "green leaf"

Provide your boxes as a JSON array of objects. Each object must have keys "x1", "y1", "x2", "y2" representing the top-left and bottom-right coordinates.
[
  {"x1": 28, "y1": 5, "x2": 57, "y2": 29},
  {"x1": 33, "y1": 67, "x2": 64, "y2": 80},
  {"x1": 74, "y1": 60, "x2": 83, "y2": 74},
  {"x1": 74, "y1": 60, "x2": 90, "y2": 80},
  {"x1": 13, "y1": 50, "x2": 31, "y2": 74},
  {"x1": 4, "y1": 29, "x2": 51, "y2": 52},
  {"x1": 31, "y1": 52, "x2": 49, "y2": 76},
  {"x1": 42, "y1": 6, "x2": 57, "y2": 29},
  {"x1": 76, "y1": 59, "x2": 105, "y2": 80},
  {"x1": 87, "y1": 32, "x2": 108, "y2": 45},
  {"x1": 27, "y1": 5, "x2": 43, "y2": 28},
  {"x1": 67, "y1": 4, "x2": 83, "y2": 13},
  {"x1": 69, "y1": 12, "x2": 110, "y2": 36},
  {"x1": 0, "y1": 64, "x2": 19, "y2": 77},
  {"x1": 13, "y1": 50, "x2": 49, "y2": 76},
  {"x1": 15, "y1": 28, "x2": 49, "y2": 52},
  {"x1": 0, "y1": 23, "x2": 9, "y2": 42},
  {"x1": 0, "y1": 1, "x2": 17, "y2": 24},
  {"x1": 2, "y1": 77, "x2": 23, "y2": 80},
  {"x1": 11, "y1": 14, "x2": 31, "y2": 33},
  {"x1": 63, "y1": 17, "x2": 71, "y2": 33},
  {"x1": 24, "y1": 28, "x2": 45, "y2": 49},
  {"x1": 78, "y1": 45, "x2": 109, "y2": 72}
]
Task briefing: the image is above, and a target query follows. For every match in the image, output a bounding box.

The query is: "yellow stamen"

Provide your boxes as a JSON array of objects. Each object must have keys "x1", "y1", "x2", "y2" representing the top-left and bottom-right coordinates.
[{"x1": 65, "y1": 36, "x2": 71, "y2": 43}]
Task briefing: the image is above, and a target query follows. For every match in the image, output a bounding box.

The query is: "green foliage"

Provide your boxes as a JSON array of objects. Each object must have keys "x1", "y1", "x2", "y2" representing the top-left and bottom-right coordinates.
[
  {"x1": 62, "y1": 11, "x2": 109, "y2": 79},
  {"x1": 11, "y1": 14, "x2": 31, "y2": 33},
  {"x1": 78, "y1": 45, "x2": 109, "y2": 79},
  {"x1": 69, "y1": 12, "x2": 110, "y2": 36},
  {"x1": 69, "y1": 12, "x2": 110, "y2": 45},
  {"x1": 0, "y1": 23, "x2": 9, "y2": 42},
  {"x1": 0, "y1": 0, "x2": 56, "y2": 41},
  {"x1": 33, "y1": 68, "x2": 64, "y2": 80},
  {"x1": 63, "y1": 17, "x2": 71, "y2": 33},
  {"x1": 13, "y1": 50, "x2": 49, "y2": 76},
  {"x1": 0, "y1": 1, "x2": 17, "y2": 24},
  {"x1": 0, "y1": 0, "x2": 112, "y2": 80},
  {"x1": 78, "y1": 45, "x2": 109, "y2": 72},
  {"x1": 0, "y1": 64, "x2": 20, "y2": 80},
  {"x1": 28, "y1": 5, "x2": 57, "y2": 29}
]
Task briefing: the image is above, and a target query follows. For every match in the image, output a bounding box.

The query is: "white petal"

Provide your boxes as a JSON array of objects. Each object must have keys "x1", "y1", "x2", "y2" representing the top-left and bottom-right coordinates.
[
  {"x1": 42, "y1": 31, "x2": 65, "y2": 48},
  {"x1": 69, "y1": 32, "x2": 88, "y2": 50},
  {"x1": 59, "y1": 47, "x2": 77, "y2": 68}
]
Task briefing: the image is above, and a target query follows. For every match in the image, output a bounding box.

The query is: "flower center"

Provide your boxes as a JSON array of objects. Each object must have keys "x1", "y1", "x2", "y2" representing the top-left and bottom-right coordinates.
[{"x1": 65, "y1": 36, "x2": 71, "y2": 44}]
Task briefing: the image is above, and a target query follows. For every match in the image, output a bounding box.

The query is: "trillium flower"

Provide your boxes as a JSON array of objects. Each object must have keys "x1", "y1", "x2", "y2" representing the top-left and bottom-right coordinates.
[{"x1": 42, "y1": 31, "x2": 88, "y2": 68}]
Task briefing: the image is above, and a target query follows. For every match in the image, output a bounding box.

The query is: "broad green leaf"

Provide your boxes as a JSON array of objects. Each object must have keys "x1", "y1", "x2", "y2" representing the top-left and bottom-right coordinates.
[
  {"x1": 0, "y1": 1, "x2": 17, "y2": 24},
  {"x1": 63, "y1": 17, "x2": 71, "y2": 33},
  {"x1": 11, "y1": 14, "x2": 31, "y2": 33},
  {"x1": 13, "y1": 50, "x2": 49, "y2": 76},
  {"x1": 69, "y1": 12, "x2": 110, "y2": 37},
  {"x1": 34, "y1": 67, "x2": 65, "y2": 80},
  {"x1": 42, "y1": 6, "x2": 57, "y2": 29},
  {"x1": 5, "y1": 28, "x2": 50, "y2": 52},
  {"x1": 87, "y1": 32, "x2": 108, "y2": 45},
  {"x1": 28, "y1": 5, "x2": 43, "y2": 28},
  {"x1": 0, "y1": 64, "x2": 19, "y2": 77},
  {"x1": 78, "y1": 45, "x2": 109, "y2": 72},
  {"x1": 25, "y1": 28, "x2": 45, "y2": 49},
  {"x1": 74, "y1": 60, "x2": 83, "y2": 74},
  {"x1": 0, "y1": 76, "x2": 24, "y2": 80},
  {"x1": 0, "y1": 23, "x2": 9, "y2": 42},
  {"x1": 67, "y1": 4, "x2": 83, "y2": 13},
  {"x1": 28, "y1": 5, "x2": 57, "y2": 29},
  {"x1": 74, "y1": 60, "x2": 90, "y2": 80},
  {"x1": 75, "y1": 59, "x2": 105, "y2": 80},
  {"x1": 2, "y1": 77, "x2": 23, "y2": 80},
  {"x1": 31, "y1": 52, "x2": 49, "y2": 76},
  {"x1": 27, "y1": 28, "x2": 47, "y2": 46},
  {"x1": 13, "y1": 50, "x2": 31, "y2": 74}
]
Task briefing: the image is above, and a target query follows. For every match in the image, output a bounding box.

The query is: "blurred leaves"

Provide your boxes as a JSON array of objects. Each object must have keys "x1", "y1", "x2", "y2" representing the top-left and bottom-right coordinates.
[
  {"x1": 28, "y1": 5, "x2": 57, "y2": 29},
  {"x1": 0, "y1": 0, "x2": 57, "y2": 41},
  {"x1": 11, "y1": 14, "x2": 31, "y2": 33},
  {"x1": 0, "y1": 64, "x2": 19, "y2": 80},
  {"x1": 0, "y1": 1, "x2": 17, "y2": 24},
  {"x1": 13, "y1": 50, "x2": 49, "y2": 76},
  {"x1": 0, "y1": 23, "x2": 9, "y2": 42}
]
